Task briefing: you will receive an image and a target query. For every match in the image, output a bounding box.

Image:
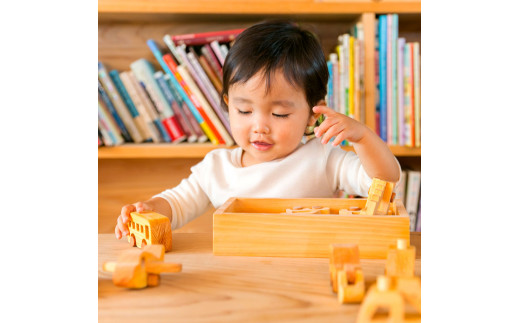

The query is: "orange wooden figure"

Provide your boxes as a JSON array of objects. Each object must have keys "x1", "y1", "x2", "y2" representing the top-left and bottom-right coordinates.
[
  {"x1": 329, "y1": 244, "x2": 363, "y2": 294},
  {"x1": 103, "y1": 244, "x2": 182, "y2": 289},
  {"x1": 357, "y1": 276, "x2": 405, "y2": 323},
  {"x1": 360, "y1": 178, "x2": 396, "y2": 215},
  {"x1": 126, "y1": 211, "x2": 173, "y2": 252},
  {"x1": 385, "y1": 239, "x2": 416, "y2": 279},
  {"x1": 337, "y1": 268, "x2": 365, "y2": 303}
]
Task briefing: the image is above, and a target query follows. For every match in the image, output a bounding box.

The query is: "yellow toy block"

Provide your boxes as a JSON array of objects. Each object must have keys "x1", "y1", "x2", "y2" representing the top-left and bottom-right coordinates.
[
  {"x1": 127, "y1": 211, "x2": 173, "y2": 252},
  {"x1": 385, "y1": 239, "x2": 416, "y2": 279},
  {"x1": 103, "y1": 245, "x2": 182, "y2": 289},
  {"x1": 337, "y1": 268, "x2": 365, "y2": 304},
  {"x1": 360, "y1": 178, "x2": 396, "y2": 215},
  {"x1": 357, "y1": 276, "x2": 405, "y2": 323}
]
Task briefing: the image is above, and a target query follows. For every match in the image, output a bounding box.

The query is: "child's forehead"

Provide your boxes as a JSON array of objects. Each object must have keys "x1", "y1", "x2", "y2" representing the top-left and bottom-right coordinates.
[{"x1": 231, "y1": 69, "x2": 304, "y2": 94}]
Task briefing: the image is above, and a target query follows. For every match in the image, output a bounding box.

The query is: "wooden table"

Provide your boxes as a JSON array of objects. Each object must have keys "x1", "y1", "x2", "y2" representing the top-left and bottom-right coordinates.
[{"x1": 99, "y1": 233, "x2": 421, "y2": 322}]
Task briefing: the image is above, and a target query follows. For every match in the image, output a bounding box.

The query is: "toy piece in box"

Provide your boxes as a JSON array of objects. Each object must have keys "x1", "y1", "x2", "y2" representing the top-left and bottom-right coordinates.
[{"x1": 213, "y1": 197, "x2": 409, "y2": 258}]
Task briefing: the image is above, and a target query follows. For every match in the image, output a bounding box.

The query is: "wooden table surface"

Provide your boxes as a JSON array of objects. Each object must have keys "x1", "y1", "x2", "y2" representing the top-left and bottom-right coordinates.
[{"x1": 99, "y1": 233, "x2": 421, "y2": 323}]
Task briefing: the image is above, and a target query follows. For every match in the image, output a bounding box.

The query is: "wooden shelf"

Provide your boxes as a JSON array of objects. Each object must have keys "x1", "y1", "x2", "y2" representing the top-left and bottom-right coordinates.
[
  {"x1": 99, "y1": 0, "x2": 421, "y2": 16},
  {"x1": 98, "y1": 144, "x2": 420, "y2": 159}
]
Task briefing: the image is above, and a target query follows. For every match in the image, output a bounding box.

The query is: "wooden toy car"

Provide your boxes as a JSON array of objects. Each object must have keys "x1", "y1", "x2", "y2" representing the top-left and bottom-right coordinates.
[{"x1": 127, "y1": 211, "x2": 172, "y2": 252}]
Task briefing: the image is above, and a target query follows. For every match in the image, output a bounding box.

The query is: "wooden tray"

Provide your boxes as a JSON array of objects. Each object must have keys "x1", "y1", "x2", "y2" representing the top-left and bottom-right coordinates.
[{"x1": 213, "y1": 197, "x2": 410, "y2": 259}]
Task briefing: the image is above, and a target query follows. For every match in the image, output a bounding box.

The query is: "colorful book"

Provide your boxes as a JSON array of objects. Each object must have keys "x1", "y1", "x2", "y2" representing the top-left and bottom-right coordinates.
[
  {"x1": 403, "y1": 43, "x2": 413, "y2": 147},
  {"x1": 109, "y1": 69, "x2": 154, "y2": 142},
  {"x1": 119, "y1": 71, "x2": 163, "y2": 143},
  {"x1": 374, "y1": 17, "x2": 380, "y2": 137},
  {"x1": 170, "y1": 28, "x2": 244, "y2": 46},
  {"x1": 413, "y1": 42, "x2": 421, "y2": 147},
  {"x1": 98, "y1": 81, "x2": 132, "y2": 142},
  {"x1": 154, "y1": 71, "x2": 198, "y2": 143},
  {"x1": 98, "y1": 100, "x2": 125, "y2": 146},
  {"x1": 348, "y1": 35, "x2": 355, "y2": 118},
  {"x1": 386, "y1": 15, "x2": 393, "y2": 145},
  {"x1": 147, "y1": 39, "x2": 221, "y2": 145},
  {"x1": 98, "y1": 62, "x2": 144, "y2": 143},
  {"x1": 130, "y1": 58, "x2": 187, "y2": 143},
  {"x1": 397, "y1": 38, "x2": 406, "y2": 146},
  {"x1": 210, "y1": 40, "x2": 226, "y2": 66},
  {"x1": 392, "y1": 14, "x2": 399, "y2": 145},
  {"x1": 164, "y1": 74, "x2": 208, "y2": 143},
  {"x1": 177, "y1": 64, "x2": 234, "y2": 146},
  {"x1": 410, "y1": 44, "x2": 415, "y2": 147},
  {"x1": 201, "y1": 44, "x2": 223, "y2": 79},
  {"x1": 378, "y1": 15, "x2": 388, "y2": 143},
  {"x1": 326, "y1": 60, "x2": 334, "y2": 109},
  {"x1": 199, "y1": 54, "x2": 223, "y2": 93}
]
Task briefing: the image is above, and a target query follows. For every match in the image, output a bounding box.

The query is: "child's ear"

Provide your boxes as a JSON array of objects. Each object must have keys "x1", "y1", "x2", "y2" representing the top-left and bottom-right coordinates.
[
  {"x1": 223, "y1": 94, "x2": 229, "y2": 106},
  {"x1": 308, "y1": 99, "x2": 327, "y2": 126}
]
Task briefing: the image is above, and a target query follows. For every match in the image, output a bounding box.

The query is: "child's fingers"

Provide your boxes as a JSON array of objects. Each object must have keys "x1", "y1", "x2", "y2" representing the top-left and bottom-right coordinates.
[
  {"x1": 320, "y1": 123, "x2": 346, "y2": 145},
  {"x1": 115, "y1": 225, "x2": 121, "y2": 239},
  {"x1": 312, "y1": 105, "x2": 335, "y2": 117},
  {"x1": 134, "y1": 201, "x2": 152, "y2": 212},
  {"x1": 314, "y1": 116, "x2": 339, "y2": 138},
  {"x1": 117, "y1": 216, "x2": 129, "y2": 237},
  {"x1": 121, "y1": 204, "x2": 135, "y2": 223}
]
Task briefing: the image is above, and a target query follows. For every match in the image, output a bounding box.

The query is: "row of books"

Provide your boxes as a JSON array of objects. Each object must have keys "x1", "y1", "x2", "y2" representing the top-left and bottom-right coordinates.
[
  {"x1": 326, "y1": 22, "x2": 366, "y2": 128},
  {"x1": 98, "y1": 29, "x2": 245, "y2": 146},
  {"x1": 395, "y1": 169, "x2": 421, "y2": 232},
  {"x1": 375, "y1": 14, "x2": 421, "y2": 147}
]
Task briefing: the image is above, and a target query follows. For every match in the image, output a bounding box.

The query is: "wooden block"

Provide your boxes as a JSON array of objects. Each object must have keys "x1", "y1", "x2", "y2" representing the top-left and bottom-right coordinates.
[
  {"x1": 360, "y1": 178, "x2": 396, "y2": 216},
  {"x1": 395, "y1": 276, "x2": 421, "y2": 313},
  {"x1": 104, "y1": 245, "x2": 182, "y2": 289},
  {"x1": 357, "y1": 276, "x2": 405, "y2": 323},
  {"x1": 385, "y1": 239, "x2": 416, "y2": 278},
  {"x1": 126, "y1": 211, "x2": 173, "y2": 252},
  {"x1": 337, "y1": 269, "x2": 365, "y2": 304},
  {"x1": 329, "y1": 244, "x2": 361, "y2": 291},
  {"x1": 213, "y1": 198, "x2": 410, "y2": 258}
]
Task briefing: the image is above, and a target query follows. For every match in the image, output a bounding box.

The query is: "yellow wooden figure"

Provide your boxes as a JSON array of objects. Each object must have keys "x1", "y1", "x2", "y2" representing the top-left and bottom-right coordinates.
[
  {"x1": 103, "y1": 244, "x2": 182, "y2": 289},
  {"x1": 337, "y1": 268, "x2": 365, "y2": 303},
  {"x1": 385, "y1": 239, "x2": 416, "y2": 279},
  {"x1": 360, "y1": 178, "x2": 395, "y2": 215},
  {"x1": 329, "y1": 244, "x2": 362, "y2": 293},
  {"x1": 357, "y1": 276, "x2": 405, "y2": 323},
  {"x1": 127, "y1": 211, "x2": 173, "y2": 252},
  {"x1": 395, "y1": 276, "x2": 421, "y2": 313}
]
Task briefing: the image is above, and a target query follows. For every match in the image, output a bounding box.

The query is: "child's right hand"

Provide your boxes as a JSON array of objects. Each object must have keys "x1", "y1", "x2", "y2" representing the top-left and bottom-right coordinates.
[{"x1": 115, "y1": 201, "x2": 153, "y2": 240}]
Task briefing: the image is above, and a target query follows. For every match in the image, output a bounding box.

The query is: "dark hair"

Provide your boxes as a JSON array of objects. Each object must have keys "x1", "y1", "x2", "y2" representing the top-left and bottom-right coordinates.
[{"x1": 220, "y1": 21, "x2": 329, "y2": 112}]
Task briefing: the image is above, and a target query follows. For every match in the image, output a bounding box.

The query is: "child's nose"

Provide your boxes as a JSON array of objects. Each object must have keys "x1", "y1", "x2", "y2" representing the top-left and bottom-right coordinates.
[{"x1": 252, "y1": 117, "x2": 270, "y2": 134}]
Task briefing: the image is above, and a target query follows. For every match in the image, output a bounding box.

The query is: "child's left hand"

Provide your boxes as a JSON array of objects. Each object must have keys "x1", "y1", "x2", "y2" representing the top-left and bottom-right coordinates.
[{"x1": 312, "y1": 105, "x2": 367, "y2": 146}]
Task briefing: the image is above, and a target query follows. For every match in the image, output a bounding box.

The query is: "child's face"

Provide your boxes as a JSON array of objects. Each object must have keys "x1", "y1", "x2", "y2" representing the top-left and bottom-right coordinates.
[{"x1": 228, "y1": 70, "x2": 317, "y2": 167}]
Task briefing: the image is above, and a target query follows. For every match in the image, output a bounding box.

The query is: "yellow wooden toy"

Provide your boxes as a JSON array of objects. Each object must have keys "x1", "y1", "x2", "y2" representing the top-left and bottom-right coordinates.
[
  {"x1": 357, "y1": 276, "x2": 405, "y2": 323},
  {"x1": 103, "y1": 244, "x2": 182, "y2": 289},
  {"x1": 360, "y1": 178, "x2": 396, "y2": 215},
  {"x1": 127, "y1": 211, "x2": 173, "y2": 252},
  {"x1": 329, "y1": 243, "x2": 365, "y2": 303},
  {"x1": 385, "y1": 239, "x2": 416, "y2": 278},
  {"x1": 337, "y1": 268, "x2": 365, "y2": 304}
]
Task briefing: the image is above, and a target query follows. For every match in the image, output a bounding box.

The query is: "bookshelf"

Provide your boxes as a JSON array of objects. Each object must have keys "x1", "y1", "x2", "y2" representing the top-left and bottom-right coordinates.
[{"x1": 98, "y1": 0, "x2": 421, "y2": 233}]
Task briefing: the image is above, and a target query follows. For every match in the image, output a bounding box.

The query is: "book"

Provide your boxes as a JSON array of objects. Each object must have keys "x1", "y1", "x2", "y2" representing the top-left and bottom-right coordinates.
[
  {"x1": 98, "y1": 81, "x2": 132, "y2": 142},
  {"x1": 326, "y1": 60, "x2": 334, "y2": 109},
  {"x1": 98, "y1": 100, "x2": 125, "y2": 146},
  {"x1": 413, "y1": 42, "x2": 421, "y2": 147},
  {"x1": 170, "y1": 28, "x2": 244, "y2": 46},
  {"x1": 130, "y1": 58, "x2": 187, "y2": 143},
  {"x1": 386, "y1": 14, "x2": 393, "y2": 145},
  {"x1": 109, "y1": 69, "x2": 154, "y2": 142},
  {"x1": 415, "y1": 202, "x2": 421, "y2": 232},
  {"x1": 403, "y1": 43, "x2": 413, "y2": 147},
  {"x1": 392, "y1": 14, "x2": 399, "y2": 145},
  {"x1": 126, "y1": 71, "x2": 173, "y2": 143},
  {"x1": 410, "y1": 43, "x2": 415, "y2": 147},
  {"x1": 154, "y1": 71, "x2": 198, "y2": 143},
  {"x1": 378, "y1": 15, "x2": 387, "y2": 143},
  {"x1": 119, "y1": 71, "x2": 163, "y2": 143},
  {"x1": 349, "y1": 35, "x2": 355, "y2": 118},
  {"x1": 405, "y1": 170, "x2": 421, "y2": 232},
  {"x1": 397, "y1": 38, "x2": 406, "y2": 146},
  {"x1": 164, "y1": 74, "x2": 208, "y2": 143},
  {"x1": 210, "y1": 40, "x2": 226, "y2": 66},
  {"x1": 177, "y1": 64, "x2": 234, "y2": 146},
  {"x1": 330, "y1": 53, "x2": 339, "y2": 113},
  {"x1": 98, "y1": 62, "x2": 144, "y2": 143},
  {"x1": 147, "y1": 39, "x2": 221, "y2": 145},
  {"x1": 198, "y1": 54, "x2": 223, "y2": 93},
  {"x1": 394, "y1": 168, "x2": 407, "y2": 201},
  {"x1": 201, "y1": 44, "x2": 223, "y2": 79}
]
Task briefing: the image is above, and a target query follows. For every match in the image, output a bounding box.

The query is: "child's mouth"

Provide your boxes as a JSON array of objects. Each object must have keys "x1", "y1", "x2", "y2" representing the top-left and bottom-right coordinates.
[{"x1": 251, "y1": 141, "x2": 273, "y2": 151}]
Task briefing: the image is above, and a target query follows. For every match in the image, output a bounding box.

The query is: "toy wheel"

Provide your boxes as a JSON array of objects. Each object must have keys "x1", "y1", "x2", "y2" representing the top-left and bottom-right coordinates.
[
  {"x1": 128, "y1": 234, "x2": 136, "y2": 247},
  {"x1": 141, "y1": 239, "x2": 147, "y2": 247}
]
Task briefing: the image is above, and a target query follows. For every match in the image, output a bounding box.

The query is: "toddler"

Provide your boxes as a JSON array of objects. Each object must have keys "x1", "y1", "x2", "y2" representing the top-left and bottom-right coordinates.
[{"x1": 115, "y1": 21, "x2": 401, "y2": 239}]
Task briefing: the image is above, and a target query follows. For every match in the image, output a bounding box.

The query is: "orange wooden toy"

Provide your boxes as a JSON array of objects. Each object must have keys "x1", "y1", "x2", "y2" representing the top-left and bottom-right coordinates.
[
  {"x1": 103, "y1": 244, "x2": 182, "y2": 289},
  {"x1": 329, "y1": 243, "x2": 365, "y2": 303},
  {"x1": 126, "y1": 211, "x2": 173, "y2": 252}
]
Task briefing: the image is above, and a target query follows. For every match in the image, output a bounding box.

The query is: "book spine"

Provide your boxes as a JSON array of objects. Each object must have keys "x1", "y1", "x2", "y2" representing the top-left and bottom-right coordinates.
[
  {"x1": 199, "y1": 54, "x2": 223, "y2": 93},
  {"x1": 201, "y1": 44, "x2": 223, "y2": 79},
  {"x1": 386, "y1": 14, "x2": 393, "y2": 145},
  {"x1": 164, "y1": 75, "x2": 208, "y2": 143},
  {"x1": 326, "y1": 60, "x2": 334, "y2": 109},
  {"x1": 413, "y1": 42, "x2": 421, "y2": 147},
  {"x1": 98, "y1": 100, "x2": 124, "y2": 145},
  {"x1": 403, "y1": 43, "x2": 412, "y2": 147},
  {"x1": 98, "y1": 81, "x2": 132, "y2": 142},
  {"x1": 210, "y1": 40, "x2": 226, "y2": 66},
  {"x1": 354, "y1": 38, "x2": 360, "y2": 123},
  {"x1": 99, "y1": 63, "x2": 144, "y2": 142},
  {"x1": 391, "y1": 14, "x2": 399, "y2": 145},
  {"x1": 130, "y1": 58, "x2": 186, "y2": 143},
  {"x1": 397, "y1": 38, "x2": 406, "y2": 146},
  {"x1": 349, "y1": 35, "x2": 355, "y2": 118},
  {"x1": 410, "y1": 44, "x2": 415, "y2": 147},
  {"x1": 178, "y1": 64, "x2": 234, "y2": 146},
  {"x1": 127, "y1": 71, "x2": 172, "y2": 143},
  {"x1": 160, "y1": 52, "x2": 221, "y2": 144},
  {"x1": 356, "y1": 21, "x2": 366, "y2": 125},
  {"x1": 109, "y1": 69, "x2": 154, "y2": 142},
  {"x1": 119, "y1": 71, "x2": 162, "y2": 143},
  {"x1": 379, "y1": 15, "x2": 387, "y2": 143},
  {"x1": 219, "y1": 44, "x2": 229, "y2": 59},
  {"x1": 374, "y1": 17, "x2": 380, "y2": 137},
  {"x1": 155, "y1": 71, "x2": 198, "y2": 143},
  {"x1": 405, "y1": 170, "x2": 421, "y2": 232},
  {"x1": 171, "y1": 28, "x2": 245, "y2": 46}
]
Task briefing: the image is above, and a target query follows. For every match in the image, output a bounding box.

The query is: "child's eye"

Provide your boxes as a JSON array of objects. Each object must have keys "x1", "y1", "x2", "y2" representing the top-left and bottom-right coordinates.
[
  {"x1": 273, "y1": 113, "x2": 289, "y2": 118},
  {"x1": 237, "y1": 109, "x2": 251, "y2": 115}
]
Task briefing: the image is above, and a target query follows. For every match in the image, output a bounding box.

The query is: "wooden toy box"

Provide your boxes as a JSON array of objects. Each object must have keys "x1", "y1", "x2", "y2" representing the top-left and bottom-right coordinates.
[{"x1": 213, "y1": 197, "x2": 410, "y2": 259}]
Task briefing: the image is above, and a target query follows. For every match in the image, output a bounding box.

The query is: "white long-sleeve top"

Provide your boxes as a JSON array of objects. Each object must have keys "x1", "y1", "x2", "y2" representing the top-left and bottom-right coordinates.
[{"x1": 155, "y1": 138, "x2": 397, "y2": 230}]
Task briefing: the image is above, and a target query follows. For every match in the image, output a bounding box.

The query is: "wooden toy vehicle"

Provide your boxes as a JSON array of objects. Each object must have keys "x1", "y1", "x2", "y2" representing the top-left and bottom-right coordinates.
[
  {"x1": 127, "y1": 211, "x2": 172, "y2": 252},
  {"x1": 103, "y1": 245, "x2": 182, "y2": 289}
]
